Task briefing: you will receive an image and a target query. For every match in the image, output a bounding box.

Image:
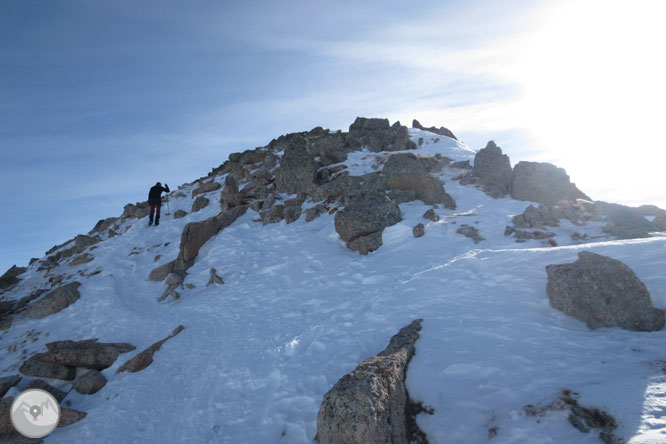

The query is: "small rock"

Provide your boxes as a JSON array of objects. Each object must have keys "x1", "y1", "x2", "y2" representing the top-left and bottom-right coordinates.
[
  {"x1": 456, "y1": 225, "x2": 485, "y2": 243},
  {"x1": 148, "y1": 260, "x2": 175, "y2": 282},
  {"x1": 173, "y1": 209, "x2": 188, "y2": 219},
  {"x1": 423, "y1": 209, "x2": 439, "y2": 222},
  {"x1": 73, "y1": 370, "x2": 107, "y2": 395},
  {"x1": 0, "y1": 375, "x2": 21, "y2": 398},
  {"x1": 117, "y1": 326, "x2": 185, "y2": 374},
  {"x1": 191, "y1": 196, "x2": 210, "y2": 212},
  {"x1": 24, "y1": 282, "x2": 82, "y2": 319},
  {"x1": 207, "y1": 268, "x2": 224, "y2": 286},
  {"x1": 413, "y1": 223, "x2": 425, "y2": 238},
  {"x1": 58, "y1": 408, "x2": 87, "y2": 428}
]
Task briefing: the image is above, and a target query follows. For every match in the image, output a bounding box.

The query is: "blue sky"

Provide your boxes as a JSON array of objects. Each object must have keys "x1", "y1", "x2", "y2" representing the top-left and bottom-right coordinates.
[{"x1": 1, "y1": 0, "x2": 665, "y2": 274}]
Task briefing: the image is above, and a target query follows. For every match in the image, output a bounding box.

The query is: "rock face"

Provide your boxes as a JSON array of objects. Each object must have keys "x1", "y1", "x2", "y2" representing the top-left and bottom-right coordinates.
[
  {"x1": 316, "y1": 319, "x2": 425, "y2": 444},
  {"x1": 546, "y1": 252, "x2": 665, "y2": 331},
  {"x1": 0, "y1": 265, "x2": 27, "y2": 290},
  {"x1": 412, "y1": 119, "x2": 457, "y2": 140},
  {"x1": 472, "y1": 141, "x2": 512, "y2": 197},
  {"x1": 175, "y1": 206, "x2": 248, "y2": 273},
  {"x1": 347, "y1": 118, "x2": 416, "y2": 152},
  {"x1": 122, "y1": 201, "x2": 150, "y2": 219},
  {"x1": 597, "y1": 202, "x2": 654, "y2": 239},
  {"x1": 275, "y1": 135, "x2": 318, "y2": 195},
  {"x1": 33, "y1": 339, "x2": 136, "y2": 371},
  {"x1": 383, "y1": 153, "x2": 456, "y2": 208},
  {"x1": 510, "y1": 161, "x2": 589, "y2": 205},
  {"x1": 0, "y1": 375, "x2": 21, "y2": 398},
  {"x1": 334, "y1": 194, "x2": 402, "y2": 254},
  {"x1": 25, "y1": 282, "x2": 82, "y2": 319},
  {"x1": 117, "y1": 325, "x2": 185, "y2": 373},
  {"x1": 89, "y1": 216, "x2": 119, "y2": 235},
  {"x1": 73, "y1": 370, "x2": 107, "y2": 394}
]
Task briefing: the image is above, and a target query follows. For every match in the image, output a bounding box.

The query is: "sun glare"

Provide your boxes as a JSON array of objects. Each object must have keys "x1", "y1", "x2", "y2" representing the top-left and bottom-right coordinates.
[{"x1": 513, "y1": 0, "x2": 666, "y2": 205}]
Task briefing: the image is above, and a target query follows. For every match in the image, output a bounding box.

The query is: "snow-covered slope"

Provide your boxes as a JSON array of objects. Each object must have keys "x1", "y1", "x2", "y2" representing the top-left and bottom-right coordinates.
[{"x1": 2, "y1": 129, "x2": 666, "y2": 444}]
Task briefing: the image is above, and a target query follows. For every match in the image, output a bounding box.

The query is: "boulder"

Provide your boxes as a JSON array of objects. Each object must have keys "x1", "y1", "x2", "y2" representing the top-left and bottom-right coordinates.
[
  {"x1": 148, "y1": 260, "x2": 175, "y2": 282},
  {"x1": 283, "y1": 204, "x2": 302, "y2": 224},
  {"x1": 347, "y1": 232, "x2": 384, "y2": 255},
  {"x1": 58, "y1": 408, "x2": 87, "y2": 428},
  {"x1": 261, "y1": 205, "x2": 285, "y2": 225},
  {"x1": 69, "y1": 253, "x2": 94, "y2": 267},
  {"x1": 334, "y1": 194, "x2": 401, "y2": 253},
  {"x1": 35, "y1": 339, "x2": 135, "y2": 370},
  {"x1": 346, "y1": 117, "x2": 416, "y2": 152},
  {"x1": 387, "y1": 189, "x2": 417, "y2": 204},
  {"x1": 27, "y1": 380, "x2": 67, "y2": 402},
  {"x1": 654, "y1": 212, "x2": 666, "y2": 231},
  {"x1": 173, "y1": 209, "x2": 187, "y2": 219},
  {"x1": 472, "y1": 141, "x2": 512, "y2": 197},
  {"x1": 191, "y1": 180, "x2": 222, "y2": 198},
  {"x1": 73, "y1": 370, "x2": 107, "y2": 395},
  {"x1": 423, "y1": 209, "x2": 439, "y2": 222},
  {"x1": 0, "y1": 375, "x2": 20, "y2": 398},
  {"x1": 0, "y1": 265, "x2": 27, "y2": 290},
  {"x1": 597, "y1": 202, "x2": 654, "y2": 239},
  {"x1": 275, "y1": 135, "x2": 318, "y2": 195},
  {"x1": 546, "y1": 251, "x2": 665, "y2": 331},
  {"x1": 207, "y1": 268, "x2": 224, "y2": 286},
  {"x1": 412, "y1": 119, "x2": 457, "y2": 140},
  {"x1": 220, "y1": 175, "x2": 242, "y2": 210},
  {"x1": 117, "y1": 325, "x2": 185, "y2": 373},
  {"x1": 19, "y1": 356, "x2": 76, "y2": 381},
  {"x1": 383, "y1": 153, "x2": 456, "y2": 208},
  {"x1": 316, "y1": 319, "x2": 426, "y2": 444},
  {"x1": 175, "y1": 206, "x2": 248, "y2": 273},
  {"x1": 89, "y1": 217, "x2": 119, "y2": 235},
  {"x1": 305, "y1": 204, "x2": 328, "y2": 222},
  {"x1": 456, "y1": 225, "x2": 485, "y2": 243},
  {"x1": 122, "y1": 201, "x2": 150, "y2": 219},
  {"x1": 189, "y1": 195, "x2": 210, "y2": 213},
  {"x1": 413, "y1": 224, "x2": 425, "y2": 238},
  {"x1": 510, "y1": 161, "x2": 589, "y2": 205},
  {"x1": 449, "y1": 160, "x2": 471, "y2": 169},
  {"x1": 25, "y1": 282, "x2": 82, "y2": 319}
]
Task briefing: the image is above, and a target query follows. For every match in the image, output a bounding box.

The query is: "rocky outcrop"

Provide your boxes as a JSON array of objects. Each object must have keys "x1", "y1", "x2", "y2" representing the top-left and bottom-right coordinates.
[
  {"x1": 260, "y1": 205, "x2": 285, "y2": 225},
  {"x1": 472, "y1": 141, "x2": 512, "y2": 197},
  {"x1": 19, "y1": 357, "x2": 76, "y2": 381},
  {"x1": 33, "y1": 339, "x2": 136, "y2": 371},
  {"x1": 334, "y1": 194, "x2": 401, "y2": 254},
  {"x1": 316, "y1": 319, "x2": 426, "y2": 444},
  {"x1": 275, "y1": 135, "x2": 318, "y2": 195},
  {"x1": 175, "y1": 206, "x2": 248, "y2": 273},
  {"x1": 117, "y1": 325, "x2": 185, "y2": 373},
  {"x1": 654, "y1": 212, "x2": 666, "y2": 231},
  {"x1": 346, "y1": 118, "x2": 416, "y2": 152},
  {"x1": 25, "y1": 282, "x2": 82, "y2": 319},
  {"x1": 0, "y1": 265, "x2": 26, "y2": 290},
  {"x1": 148, "y1": 260, "x2": 175, "y2": 282},
  {"x1": 546, "y1": 252, "x2": 664, "y2": 331},
  {"x1": 89, "y1": 217, "x2": 119, "y2": 235},
  {"x1": 191, "y1": 196, "x2": 210, "y2": 212},
  {"x1": 122, "y1": 201, "x2": 150, "y2": 219},
  {"x1": 412, "y1": 119, "x2": 457, "y2": 140},
  {"x1": 595, "y1": 202, "x2": 654, "y2": 240},
  {"x1": 423, "y1": 209, "x2": 439, "y2": 222},
  {"x1": 383, "y1": 153, "x2": 456, "y2": 208},
  {"x1": 73, "y1": 370, "x2": 107, "y2": 394},
  {"x1": 191, "y1": 180, "x2": 222, "y2": 198},
  {"x1": 456, "y1": 225, "x2": 484, "y2": 243},
  {"x1": 69, "y1": 253, "x2": 94, "y2": 267},
  {"x1": 0, "y1": 375, "x2": 20, "y2": 398},
  {"x1": 283, "y1": 203, "x2": 302, "y2": 224},
  {"x1": 510, "y1": 161, "x2": 589, "y2": 205}
]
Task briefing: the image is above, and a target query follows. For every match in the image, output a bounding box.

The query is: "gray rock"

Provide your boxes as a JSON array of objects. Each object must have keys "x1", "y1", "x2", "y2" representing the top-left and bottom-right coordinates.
[
  {"x1": 472, "y1": 140, "x2": 512, "y2": 197},
  {"x1": 69, "y1": 253, "x2": 94, "y2": 267},
  {"x1": 275, "y1": 136, "x2": 318, "y2": 195},
  {"x1": 346, "y1": 117, "x2": 416, "y2": 152},
  {"x1": 0, "y1": 376, "x2": 20, "y2": 398},
  {"x1": 513, "y1": 229, "x2": 556, "y2": 241},
  {"x1": 73, "y1": 370, "x2": 107, "y2": 395},
  {"x1": 27, "y1": 379, "x2": 67, "y2": 402},
  {"x1": 261, "y1": 205, "x2": 285, "y2": 225},
  {"x1": 264, "y1": 152, "x2": 278, "y2": 169},
  {"x1": 511, "y1": 161, "x2": 589, "y2": 205},
  {"x1": 89, "y1": 217, "x2": 119, "y2": 235},
  {"x1": 383, "y1": 153, "x2": 456, "y2": 208},
  {"x1": 173, "y1": 209, "x2": 188, "y2": 219},
  {"x1": 388, "y1": 189, "x2": 417, "y2": 204},
  {"x1": 423, "y1": 209, "x2": 439, "y2": 222},
  {"x1": 316, "y1": 319, "x2": 426, "y2": 444},
  {"x1": 598, "y1": 202, "x2": 654, "y2": 240},
  {"x1": 117, "y1": 325, "x2": 185, "y2": 373},
  {"x1": 0, "y1": 314, "x2": 11, "y2": 331},
  {"x1": 148, "y1": 260, "x2": 175, "y2": 282},
  {"x1": 305, "y1": 204, "x2": 328, "y2": 222},
  {"x1": 191, "y1": 180, "x2": 222, "y2": 198},
  {"x1": 35, "y1": 339, "x2": 135, "y2": 371},
  {"x1": 25, "y1": 282, "x2": 82, "y2": 319},
  {"x1": 57, "y1": 408, "x2": 87, "y2": 428},
  {"x1": 174, "y1": 206, "x2": 248, "y2": 273},
  {"x1": 413, "y1": 223, "x2": 425, "y2": 238},
  {"x1": 456, "y1": 225, "x2": 485, "y2": 243},
  {"x1": 283, "y1": 205, "x2": 302, "y2": 224},
  {"x1": 122, "y1": 201, "x2": 150, "y2": 219},
  {"x1": 158, "y1": 285, "x2": 181, "y2": 302},
  {"x1": 449, "y1": 160, "x2": 471, "y2": 169},
  {"x1": 654, "y1": 212, "x2": 666, "y2": 231},
  {"x1": 207, "y1": 268, "x2": 224, "y2": 286},
  {"x1": 546, "y1": 251, "x2": 665, "y2": 331},
  {"x1": 19, "y1": 356, "x2": 76, "y2": 381},
  {"x1": 165, "y1": 273, "x2": 183, "y2": 287},
  {"x1": 412, "y1": 119, "x2": 457, "y2": 140},
  {"x1": 220, "y1": 175, "x2": 242, "y2": 210},
  {"x1": 347, "y1": 232, "x2": 384, "y2": 255},
  {"x1": 334, "y1": 194, "x2": 401, "y2": 251}
]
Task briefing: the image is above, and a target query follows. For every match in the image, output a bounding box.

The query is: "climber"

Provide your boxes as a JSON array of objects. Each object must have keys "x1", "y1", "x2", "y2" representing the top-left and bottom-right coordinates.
[{"x1": 148, "y1": 182, "x2": 170, "y2": 226}]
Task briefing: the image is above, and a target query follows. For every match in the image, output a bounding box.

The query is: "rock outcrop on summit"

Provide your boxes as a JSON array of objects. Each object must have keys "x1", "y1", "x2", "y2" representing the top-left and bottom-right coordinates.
[
  {"x1": 412, "y1": 119, "x2": 457, "y2": 140},
  {"x1": 510, "y1": 161, "x2": 589, "y2": 205},
  {"x1": 472, "y1": 140, "x2": 512, "y2": 197},
  {"x1": 546, "y1": 252, "x2": 664, "y2": 331}
]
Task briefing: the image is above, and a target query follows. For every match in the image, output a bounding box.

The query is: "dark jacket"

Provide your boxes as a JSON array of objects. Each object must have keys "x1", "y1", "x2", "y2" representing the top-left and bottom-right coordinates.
[{"x1": 148, "y1": 184, "x2": 170, "y2": 205}]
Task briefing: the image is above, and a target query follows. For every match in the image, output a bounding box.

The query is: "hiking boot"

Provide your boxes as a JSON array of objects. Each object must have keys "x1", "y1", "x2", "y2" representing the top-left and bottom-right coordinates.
[{"x1": 149, "y1": 214, "x2": 154, "y2": 226}]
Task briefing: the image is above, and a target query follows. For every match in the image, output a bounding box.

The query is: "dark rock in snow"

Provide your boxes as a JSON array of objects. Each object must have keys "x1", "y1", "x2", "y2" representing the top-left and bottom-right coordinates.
[
  {"x1": 346, "y1": 117, "x2": 416, "y2": 152},
  {"x1": 148, "y1": 260, "x2": 175, "y2": 282},
  {"x1": 412, "y1": 119, "x2": 457, "y2": 140},
  {"x1": 472, "y1": 140, "x2": 512, "y2": 197},
  {"x1": 546, "y1": 251, "x2": 664, "y2": 331},
  {"x1": 19, "y1": 357, "x2": 76, "y2": 381},
  {"x1": 261, "y1": 205, "x2": 285, "y2": 225},
  {"x1": 0, "y1": 376, "x2": 21, "y2": 398},
  {"x1": 456, "y1": 225, "x2": 485, "y2": 243},
  {"x1": 383, "y1": 153, "x2": 456, "y2": 208},
  {"x1": 69, "y1": 253, "x2": 94, "y2": 267},
  {"x1": 191, "y1": 180, "x2": 222, "y2": 198},
  {"x1": 283, "y1": 204, "x2": 302, "y2": 224},
  {"x1": 89, "y1": 217, "x2": 119, "y2": 235},
  {"x1": 36, "y1": 339, "x2": 136, "y2": 371},
  {"x1": 334, "y1": 194, "x2": 401, "y2": 254},
  {"x1": 122, "y1": 201, "x2": 150, "y2": 219},
  {"x1": 510, "y1": 161, "x2": 589, "y2": 205},
  {"x1": 207, "y1": 268, "x2": 224, "y2": 286},
  {"x1": 58, "y1": 408, "x2": 87, "y2": 428},
  {"x1": 423, "y1": 209, "x2": 439, "y2": 222},
  {"x1": 27, "y1": 379, "x2": 67, "y2": 402},
  {"x1": 347, "y1": 232, "x2": 384, "y2": 255},
  {"x1": 413, "y1": 223, "x2": 425, "y2": 238},
  {"x1": 173, "y1": 209, "x2": 187, "y2": 219},
  {"x1": 73, "y1": 370, "x2": 107, "y2": 395},
  {"x1": 275, "y1": 135, "x2": 318, "y2": 195},
  {"x1": 25, "y1": 282, "x2": 82, "y2": 319},
  {"x1": 117, "y1": 325, "x2": 185, "y2": 373},
  {"x1": 316, "y1": 319, "x2": 426, "y2": 444}
]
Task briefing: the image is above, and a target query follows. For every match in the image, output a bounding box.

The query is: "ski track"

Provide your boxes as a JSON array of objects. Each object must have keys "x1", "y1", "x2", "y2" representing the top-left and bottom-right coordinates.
[{"x1": 1, "y1": 130, "x2": 665, "y2": 443}]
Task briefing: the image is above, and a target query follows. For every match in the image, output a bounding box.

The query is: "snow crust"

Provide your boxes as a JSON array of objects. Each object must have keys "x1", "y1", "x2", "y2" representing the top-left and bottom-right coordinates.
[{"x1": 2, "y1": 129, "x2": 666, "y2": 443}]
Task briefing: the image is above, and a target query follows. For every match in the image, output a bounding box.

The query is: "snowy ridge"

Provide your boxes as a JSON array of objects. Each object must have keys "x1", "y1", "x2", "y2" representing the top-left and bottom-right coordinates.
[{"x1": 1, "y1": 127, "x2": 666, "y2": 443}]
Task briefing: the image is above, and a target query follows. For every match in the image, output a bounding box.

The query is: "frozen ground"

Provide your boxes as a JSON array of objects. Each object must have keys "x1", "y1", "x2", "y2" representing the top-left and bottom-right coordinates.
[{"x1": 2, "y1": 131, "x2": 665, "y2": 443}]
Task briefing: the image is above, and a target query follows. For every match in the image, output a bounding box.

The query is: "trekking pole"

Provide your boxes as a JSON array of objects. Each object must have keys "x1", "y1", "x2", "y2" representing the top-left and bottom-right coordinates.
[{"x1": 166, "y1": 194, "x2": 171, "y2": 216}]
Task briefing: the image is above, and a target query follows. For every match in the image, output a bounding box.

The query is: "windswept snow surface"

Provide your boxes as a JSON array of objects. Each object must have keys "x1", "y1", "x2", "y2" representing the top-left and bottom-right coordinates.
[{"x1": 2, "y1": 131, "x2": 666, "y2": 443}]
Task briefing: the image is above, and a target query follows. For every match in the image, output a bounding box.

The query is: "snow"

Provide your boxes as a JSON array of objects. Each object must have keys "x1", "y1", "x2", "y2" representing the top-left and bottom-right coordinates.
[{"x1": 2, "y1": 129, "x2": 666, "y2": 443}]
